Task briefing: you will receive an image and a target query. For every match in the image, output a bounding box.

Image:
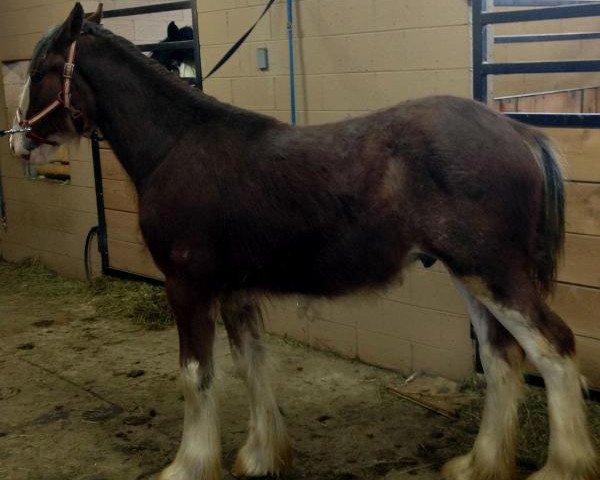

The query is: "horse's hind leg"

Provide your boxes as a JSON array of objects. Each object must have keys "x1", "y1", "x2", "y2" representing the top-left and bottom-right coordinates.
[
  {"x1": 463, "y1": 274, "x2": 599, "y2": 480},
  {"x1": 443, "y1": 280, "x2": 525, "y2": 480},
  {"x1": 159, "y1": 278, "x2": 221, "y2": 480},
  {"x1": 221, "y1": 295, "x2": 292, "y2": 477}
]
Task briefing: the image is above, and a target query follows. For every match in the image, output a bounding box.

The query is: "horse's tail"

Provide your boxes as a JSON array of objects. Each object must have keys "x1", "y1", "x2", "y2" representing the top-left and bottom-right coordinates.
[{"x1": 518, "y1": 125, "x2": 566, "y2": 294}]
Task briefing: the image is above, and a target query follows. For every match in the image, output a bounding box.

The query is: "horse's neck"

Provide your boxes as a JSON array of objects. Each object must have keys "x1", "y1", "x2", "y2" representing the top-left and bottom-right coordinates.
[{"x1": 78, "y1": 36, "x2": 210, "y2": 186}]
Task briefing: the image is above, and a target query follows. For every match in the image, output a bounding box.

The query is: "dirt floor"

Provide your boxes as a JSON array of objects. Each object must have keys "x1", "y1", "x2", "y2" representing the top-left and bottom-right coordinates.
[{"x1": 1, "y1": 261, "x2": 599, "y2": 480}]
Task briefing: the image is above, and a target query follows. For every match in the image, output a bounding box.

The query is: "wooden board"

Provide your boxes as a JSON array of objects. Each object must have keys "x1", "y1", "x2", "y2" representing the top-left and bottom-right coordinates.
[
  {"x1": 107, "y1": 238, "x2": 163, "y2": 280},
  {"x1": 3, "y1": 176, "x2": 97, "y2": 213},
  {"x1": 100, "y1": 149, "x2": 129, "y2": 181},
  {"x1": 551, "y1": 282, "x2": 600, "y2": 340},
  {"x1": 102, "y1": 178, "x2": 138, "y2": 213},
  {"x1": 541, "y1": 129, "x2": 600, "y2": 183},
  {"x1": 565, "y1": 182, "x2": 600, "y2": 237},
  {"x1": 576, "y1": 336, "x2": 600, "y2": 388},
  {"x1": 559, "y1": 234, "x2": 600, "y2": 289},
  {"x1": 105, "y1": 209, "x2": 144, "y2": 245},
  {"x1": 5, "y1": 197, "x2": 98, "y2": 237}
]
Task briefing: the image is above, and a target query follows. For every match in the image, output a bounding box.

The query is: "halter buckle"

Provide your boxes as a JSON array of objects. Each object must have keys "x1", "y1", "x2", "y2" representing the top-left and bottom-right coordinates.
[{"x1": 63, "y1": 62, "x2": 75, "y2": 79}]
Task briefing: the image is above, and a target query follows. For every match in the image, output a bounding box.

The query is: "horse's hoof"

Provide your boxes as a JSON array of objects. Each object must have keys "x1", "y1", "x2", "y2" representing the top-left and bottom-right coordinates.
[
  {"x1": 526, "y1": 459, "x2": 600, "y2": 480},
  {"x1": 442, "y1": 454, "x2": 515, "y2": 480},
  {"x1": 231, "y1": 437, "x2": 292, "y2": 478},
  {"x1": 158, "y1": 459, "x2": 222, "y2": 480}
]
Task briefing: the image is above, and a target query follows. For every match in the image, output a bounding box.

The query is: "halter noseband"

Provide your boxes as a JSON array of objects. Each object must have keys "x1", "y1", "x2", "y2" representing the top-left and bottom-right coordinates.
[{"x1": 16, "y1": 40, "x2": 79, "y2": 147}]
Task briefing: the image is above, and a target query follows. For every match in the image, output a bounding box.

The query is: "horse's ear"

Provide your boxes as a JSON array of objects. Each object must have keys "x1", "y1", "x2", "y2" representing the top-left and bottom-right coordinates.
[
  {"x1": 56, "y1": 2, "x2": 84, "y2": 48},
  {"x1": 167, "y1": 21, "x2": 179, "y2": 39},
  {"x1": 85, "y1": 3, "x2": 103, "y2": 24}
]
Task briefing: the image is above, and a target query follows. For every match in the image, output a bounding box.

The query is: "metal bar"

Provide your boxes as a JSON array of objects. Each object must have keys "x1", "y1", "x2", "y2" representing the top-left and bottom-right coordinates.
[
  {"x1": 483, "y1": 59, "x2": 600, "y2": 74},
  {"x1": 473, "y1": 0, "x2": 488, "y2": 102},
  {"x1": 287, "y1": 0, "x2": 296, "y2": 126},
  {"x1": 495, "y1": 0, "x2": 599, "y2": 6},
  {"x1": 482, "y1": 2, "x2": 600, "y2": 25},
  {"x1": 496, "y1": 31, "x2": 600, "y2": 43},
  {"x1": 506, "y1": 112, "x2": 600, "y2": 127},
  {"x1": 103, "y1": 1, "x2": 192, "y2": 18},
  {"x1": 104, "y1": 267, "x2": 164, "y2": 286},
  {"x1": 136, "y1": 40, "x2": 195, "y2": 52},
  {"x1": 190, "y1": 0, "x2": 203, "y2": 89},
  {"x1": 0, "y1": 171, "x2": 6, "y2": 229},
  {"x1": 90, "y1": 133, "x2": 109, "y2": 274}
]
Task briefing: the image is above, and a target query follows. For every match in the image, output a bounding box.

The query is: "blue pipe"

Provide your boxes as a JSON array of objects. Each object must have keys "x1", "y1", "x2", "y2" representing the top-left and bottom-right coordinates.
[{"x1": 286, "y1": 0, "x2": 296, "y2": 126}]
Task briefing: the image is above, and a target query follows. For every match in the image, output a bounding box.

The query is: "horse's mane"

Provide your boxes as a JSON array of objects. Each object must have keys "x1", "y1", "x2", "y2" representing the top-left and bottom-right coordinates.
[
  {"x1": 30, "y1": 26, "x2": 60, "y2": 74},
  {"x1": 81, "y1": 20, "x2": 277, "y2": 126}
]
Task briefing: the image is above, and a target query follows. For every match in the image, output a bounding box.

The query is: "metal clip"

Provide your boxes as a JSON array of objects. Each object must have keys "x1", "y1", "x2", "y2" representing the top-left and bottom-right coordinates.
[{"x1": 0, "y1": 126, "x2": 32, "y2": 137}]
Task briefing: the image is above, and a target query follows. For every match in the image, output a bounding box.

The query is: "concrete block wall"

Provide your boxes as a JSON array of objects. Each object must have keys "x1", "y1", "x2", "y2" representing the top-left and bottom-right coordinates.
[{"x1": 199, "y1": 0, "x2": 472, "y2": 126}]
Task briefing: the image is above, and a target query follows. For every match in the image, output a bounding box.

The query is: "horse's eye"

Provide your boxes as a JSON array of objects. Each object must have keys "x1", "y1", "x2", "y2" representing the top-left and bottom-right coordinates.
[{"x1": 31, "y1": 71, "x2": 44, "y2": 83}]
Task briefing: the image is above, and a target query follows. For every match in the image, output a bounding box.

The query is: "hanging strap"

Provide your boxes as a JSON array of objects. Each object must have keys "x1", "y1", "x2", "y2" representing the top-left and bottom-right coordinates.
[{"x1": 203, "y1": 0, "x2": 276, "y2": 80}]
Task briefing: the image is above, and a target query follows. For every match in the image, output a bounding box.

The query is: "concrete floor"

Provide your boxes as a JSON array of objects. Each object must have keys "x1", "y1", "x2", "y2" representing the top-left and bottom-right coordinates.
[{"x1": 0, "y1": 283, "x2": 478, "y2": 480}]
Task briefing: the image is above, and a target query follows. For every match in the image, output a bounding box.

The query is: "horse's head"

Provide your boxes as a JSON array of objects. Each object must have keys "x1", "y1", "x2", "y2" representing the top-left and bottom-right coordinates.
[
  {"x1": 10, "y1": 3, "x2": 102, "y2": 164},
  {"x1": 150, "y1": 21, "x2": 194, "y2": 72}
]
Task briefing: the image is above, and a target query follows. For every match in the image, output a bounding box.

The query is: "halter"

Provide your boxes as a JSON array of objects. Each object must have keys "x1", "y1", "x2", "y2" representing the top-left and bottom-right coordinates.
[{"x1": 16, "y1": 40, "x2": 79, "y2": 147}]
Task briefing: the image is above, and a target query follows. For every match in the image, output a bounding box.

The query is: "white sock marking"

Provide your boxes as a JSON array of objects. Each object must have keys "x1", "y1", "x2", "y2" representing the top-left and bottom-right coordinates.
[{"x1": 160, "y1": 361, "x2": 221, "y2": 480}]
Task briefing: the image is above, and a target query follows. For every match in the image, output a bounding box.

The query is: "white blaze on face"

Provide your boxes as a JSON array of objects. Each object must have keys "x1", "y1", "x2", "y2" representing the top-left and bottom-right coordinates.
[
  {"x1": 10, "y1": 76, "x2": 61, "y2": 165},
  {"x1": 9, "y1": 77, "x2": 31, "y2": 158}
]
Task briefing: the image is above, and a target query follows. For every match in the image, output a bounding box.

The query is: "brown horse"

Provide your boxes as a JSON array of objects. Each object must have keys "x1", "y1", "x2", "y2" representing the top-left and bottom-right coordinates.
[{"x1": 9, "y1": 4, "x2": 599, "y2": 480}]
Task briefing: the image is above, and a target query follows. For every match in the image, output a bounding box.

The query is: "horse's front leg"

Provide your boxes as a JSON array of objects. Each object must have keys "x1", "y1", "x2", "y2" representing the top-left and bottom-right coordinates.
[
  {"x1": 160, "y1": 278, "x2": 221, "y2": 480},
  {"x1": 221, "y1": 295, "x2": 292, "y2": 477}
]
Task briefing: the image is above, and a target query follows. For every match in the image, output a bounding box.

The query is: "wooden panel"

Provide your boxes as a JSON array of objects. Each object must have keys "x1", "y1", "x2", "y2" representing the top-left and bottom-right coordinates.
[
  {"x1": 3, "y1": 176, "x2": 97, "y2": 213},
  {"x1": 0, "y1": 2, "x2": 72, "y2": 38},
  {"x1": 102, "y1": 178, "x2": 138, "y2": 213},
  {"x1": 565, "y1": 182, "x2": 600, "y2": 236},
  {"x1": 576, "y1": 336, "x2": 600, "y2": 388},
  {"x1": 100, "y1": 149, "x2": 129, "y2": 181},
  {"x1": 107, "y1": 238, "x2": 163, "y2": 280},
  {"x1": 5, "y1": 197, "x2": 97, "y2": 237},
  {"x1": 69, "y1": 159, "x2": 94, "y2": 188},
  {"x1": 558, "y1": 234, "x2": 600, "y2": 288},
  {"x1": 551, "y1": 283, "x2": 600, "y2": 340},
  {"x1": 542, "y1": 129, "x2": 600, "y2": 183},
  {"x1": 0, "y1": 240, "x2": 99, "y2": 281},
  {"x1": 536, "y1": 90, "x2": 581, "y2": 113},
  {"x1": 105, "y1": 209, "x2": 144, "y2": 245},
  {"x1": 4, "y1": 222, "x2": 88, "y2": 260},
  {"x1": 0, "y1": 151, "x2": 27, "y2": 178},
  {"x1": 497, "y1": 97, "x2": 517, "y2": 112},
  {"x1": 582, "y1": 88, "x2": 598, "y2": 114}
]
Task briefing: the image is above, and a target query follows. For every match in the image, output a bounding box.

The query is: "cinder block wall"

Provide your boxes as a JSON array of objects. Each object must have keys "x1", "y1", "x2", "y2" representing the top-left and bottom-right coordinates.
[
  {"x1": 197, "y1": 0, "x2": 474, "y2": 379},
  {"x1": 200, "y1": 0, "x2": 471, "y2": 125}
]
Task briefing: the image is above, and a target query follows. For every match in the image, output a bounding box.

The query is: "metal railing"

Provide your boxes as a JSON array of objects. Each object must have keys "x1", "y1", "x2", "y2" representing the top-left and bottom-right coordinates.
[{"x1": 473, "y1": 0, "x2": 600, "y2": 127}]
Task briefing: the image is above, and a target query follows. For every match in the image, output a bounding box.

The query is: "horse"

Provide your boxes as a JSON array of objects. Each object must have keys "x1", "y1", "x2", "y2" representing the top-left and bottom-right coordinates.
[
  {"x1": 9, "y1": 4, "x2": 599, "y2": 480},
  {"x1": 150, "y1": 21, "x2": 195, "y2": 77}
]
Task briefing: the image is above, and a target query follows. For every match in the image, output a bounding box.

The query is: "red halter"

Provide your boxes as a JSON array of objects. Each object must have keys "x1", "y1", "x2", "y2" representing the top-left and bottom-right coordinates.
[{"x1": 16, "y1": 41, "x2": 78, "y2": 147}]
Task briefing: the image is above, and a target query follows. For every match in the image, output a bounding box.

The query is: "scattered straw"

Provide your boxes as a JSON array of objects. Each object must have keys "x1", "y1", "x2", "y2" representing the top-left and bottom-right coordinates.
[
  {"x1": 89, "y1": 276, "x2": 174, "y2": 330},
  {"x1": 0, "y1": 259, "x2": 174, "y2": 329},
  {"x1": 454, "y1": 380, "x2": 600, "y2": 472}
]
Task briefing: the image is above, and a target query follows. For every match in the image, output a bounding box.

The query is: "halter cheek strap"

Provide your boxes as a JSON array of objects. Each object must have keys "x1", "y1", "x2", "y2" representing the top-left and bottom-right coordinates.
[{"x1": 17, "y1": 41, "x2": 78, "y2": 147}]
